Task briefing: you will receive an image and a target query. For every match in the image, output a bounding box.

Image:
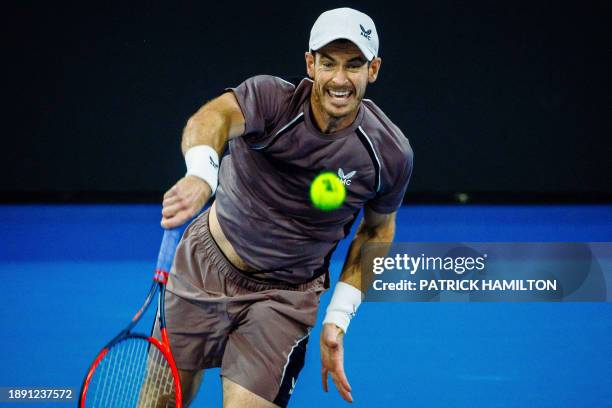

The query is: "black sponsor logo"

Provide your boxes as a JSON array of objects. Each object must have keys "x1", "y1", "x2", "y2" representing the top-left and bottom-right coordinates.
[
  {"x1": 360, "y1": 24, "x2": 372, "y2": 40},
  {"x1": 209, "y1": 156, "x2": 219, "y2": 169}
]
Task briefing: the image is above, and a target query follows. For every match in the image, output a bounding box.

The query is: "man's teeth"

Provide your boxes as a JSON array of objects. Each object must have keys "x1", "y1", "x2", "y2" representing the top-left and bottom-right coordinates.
[{"x1": 329, "y1": 90, "x2": 350, "y2": 97}]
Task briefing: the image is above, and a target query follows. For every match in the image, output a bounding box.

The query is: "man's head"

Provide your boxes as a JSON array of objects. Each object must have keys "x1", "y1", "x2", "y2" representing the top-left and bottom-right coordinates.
[{"x1": 305, "y1": 8, "x2": 382, "y2": 131}]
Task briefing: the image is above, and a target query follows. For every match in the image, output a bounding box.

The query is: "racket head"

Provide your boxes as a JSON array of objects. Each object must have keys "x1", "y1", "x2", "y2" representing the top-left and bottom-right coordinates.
[{"x1": 80, "y1": 333, "x2": 182, "y2": 408}]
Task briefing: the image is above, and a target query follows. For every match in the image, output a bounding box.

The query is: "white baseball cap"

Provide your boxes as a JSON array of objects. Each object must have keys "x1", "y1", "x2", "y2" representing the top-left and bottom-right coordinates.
[{"x1": 309, "y1": 8, "x2": 379, "y2": 61}]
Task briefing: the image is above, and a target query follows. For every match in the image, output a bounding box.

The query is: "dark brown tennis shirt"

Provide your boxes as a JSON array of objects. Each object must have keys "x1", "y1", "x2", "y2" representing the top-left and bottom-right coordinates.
[{"x1": 215, "y1": 75, "x2": 413, "y2": 284}]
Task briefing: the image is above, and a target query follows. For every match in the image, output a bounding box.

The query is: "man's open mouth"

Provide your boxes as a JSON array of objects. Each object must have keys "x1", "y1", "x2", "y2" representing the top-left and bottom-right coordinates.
[{"x1": 327, "y1": 89, "x2": 352, "y2": 99}]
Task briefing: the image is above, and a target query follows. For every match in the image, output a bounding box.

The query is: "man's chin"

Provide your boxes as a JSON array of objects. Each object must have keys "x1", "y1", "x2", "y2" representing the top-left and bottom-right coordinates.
[{"x1": 323, "y1": 104, "x2": 355, "y2": 119}]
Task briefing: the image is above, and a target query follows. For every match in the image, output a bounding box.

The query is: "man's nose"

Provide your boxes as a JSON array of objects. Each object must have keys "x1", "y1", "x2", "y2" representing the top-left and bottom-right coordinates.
[{"x1": 331, "y1": 67, "x2": 349, "y2": 85}]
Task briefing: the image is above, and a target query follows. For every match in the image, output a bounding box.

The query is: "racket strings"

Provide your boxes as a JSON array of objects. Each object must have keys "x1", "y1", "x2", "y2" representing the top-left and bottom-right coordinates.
[
  {"x1": 85, "y1": 337, "x2": 177, "y2": 408},
  {"x1": 139, "y1": 345, "x2": 175, "y2": 408}
]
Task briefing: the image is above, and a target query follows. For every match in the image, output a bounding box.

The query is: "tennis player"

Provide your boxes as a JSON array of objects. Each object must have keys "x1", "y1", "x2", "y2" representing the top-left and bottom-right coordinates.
[{"x1": 158, "y1": 8, "x2": 413, "y2": 407}]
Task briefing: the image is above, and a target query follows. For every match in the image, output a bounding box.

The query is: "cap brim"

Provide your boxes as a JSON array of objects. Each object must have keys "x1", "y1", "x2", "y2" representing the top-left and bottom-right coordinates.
[{"x1": 310, "y1": 36, "x2": 375, "y2": 61}]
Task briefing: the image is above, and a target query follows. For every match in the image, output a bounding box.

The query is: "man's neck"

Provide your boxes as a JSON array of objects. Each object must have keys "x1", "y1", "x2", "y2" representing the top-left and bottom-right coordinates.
[{"x1": 309, "y1": 92, "x2": 358, "y2": 134}]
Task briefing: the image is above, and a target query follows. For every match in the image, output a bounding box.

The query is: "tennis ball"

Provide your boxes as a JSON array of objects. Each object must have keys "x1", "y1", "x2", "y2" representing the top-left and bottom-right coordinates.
[{"x1": 310, "y1": 172, "x2": 346, "y2": 211}]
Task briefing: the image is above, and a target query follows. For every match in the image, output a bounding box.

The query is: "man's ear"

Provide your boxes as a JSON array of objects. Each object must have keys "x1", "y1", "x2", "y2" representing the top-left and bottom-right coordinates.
[
  {"x1": 368, "y1": 57, "x2": 382, "y2": 83},
  {"x1": 305, "y1": 51, "x2": 315, "y2": 79}
]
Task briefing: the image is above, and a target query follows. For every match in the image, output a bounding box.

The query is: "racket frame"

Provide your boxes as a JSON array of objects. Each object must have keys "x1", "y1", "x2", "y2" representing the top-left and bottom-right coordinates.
[{"x1": 79, "y1": 229, "x2": 184, "y2": 408}]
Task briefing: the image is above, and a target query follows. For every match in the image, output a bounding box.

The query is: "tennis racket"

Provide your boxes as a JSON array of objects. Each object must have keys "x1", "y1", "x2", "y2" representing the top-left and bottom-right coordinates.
[{"x1": 79, "y1": 229, "x2": 184, "y2": 408}]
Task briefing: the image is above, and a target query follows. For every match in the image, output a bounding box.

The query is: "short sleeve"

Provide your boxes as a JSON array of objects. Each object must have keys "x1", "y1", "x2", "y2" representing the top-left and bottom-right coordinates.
[
  {"x1": 367, "y1": 147, "x2": 414, "y2": 214},
  {"x1": 225, "y1": 75, "x2": 294, "y2": 137}
]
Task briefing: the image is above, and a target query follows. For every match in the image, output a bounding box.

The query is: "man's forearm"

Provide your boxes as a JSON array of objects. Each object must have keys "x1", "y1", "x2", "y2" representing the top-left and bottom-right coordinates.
[
  {"x1": 338, "y1": 213, "x2": 396, "y2": 291},
  {"x1": 322, "y1": 212, "x2": 396, "y2": 333}
]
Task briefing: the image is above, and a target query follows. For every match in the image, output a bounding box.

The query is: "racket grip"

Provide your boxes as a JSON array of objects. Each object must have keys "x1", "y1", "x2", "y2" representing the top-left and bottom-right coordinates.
[{"x1": 156, "y1": 228, "x2": 182, "y2": 273}]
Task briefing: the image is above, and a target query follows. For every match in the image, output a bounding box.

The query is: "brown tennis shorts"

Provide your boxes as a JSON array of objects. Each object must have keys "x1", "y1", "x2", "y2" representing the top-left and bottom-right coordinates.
[{"x1": 154, "y1": 210, "x2": 326, "y2": 407}]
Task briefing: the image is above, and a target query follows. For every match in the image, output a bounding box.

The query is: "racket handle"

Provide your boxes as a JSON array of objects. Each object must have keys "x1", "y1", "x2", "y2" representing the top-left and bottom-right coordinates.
[{"x1": 156, "y1": 228, "x2": 182, "y2": 273}]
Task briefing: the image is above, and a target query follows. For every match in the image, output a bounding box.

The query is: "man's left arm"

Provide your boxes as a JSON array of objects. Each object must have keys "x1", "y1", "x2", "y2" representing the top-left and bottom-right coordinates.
[{"x1": 320, "y1": 207, "x2": 396, "y2": 403}]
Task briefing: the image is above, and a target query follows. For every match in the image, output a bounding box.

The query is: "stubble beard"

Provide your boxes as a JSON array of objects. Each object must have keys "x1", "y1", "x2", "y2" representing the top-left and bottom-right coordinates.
[{"x1": 312, "y1": 82, "x2": 361, "y2": 133}]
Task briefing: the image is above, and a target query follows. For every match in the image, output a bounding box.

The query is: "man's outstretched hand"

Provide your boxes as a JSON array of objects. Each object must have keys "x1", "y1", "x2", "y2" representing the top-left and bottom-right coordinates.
[
  {"x1": 321, "y1": 323, "x2": 353, "y2": 403},
  {"x1": 161, "y1": 176, "x2": 211, "y2": 229}
]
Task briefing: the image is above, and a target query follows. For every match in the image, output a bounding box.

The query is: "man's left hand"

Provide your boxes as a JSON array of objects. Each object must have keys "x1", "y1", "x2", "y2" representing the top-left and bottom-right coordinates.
[{"x1": 320, "y1": 323, "x2": 353, "y2": 403}]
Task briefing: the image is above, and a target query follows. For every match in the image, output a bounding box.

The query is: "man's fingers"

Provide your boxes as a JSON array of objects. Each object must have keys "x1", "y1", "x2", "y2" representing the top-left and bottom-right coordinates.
[
  {"x1": 335, "y1": 366, "x2": 352, "y2": 393},
  {"x1": 160, "y1": 177, "x2": 210, "y2": 230},
  {"x1": 163, "y1": 186, "x2": 177, "y2": 200},
  {"x1": 321, "y1": 368, "x2": 329, "y2": 392},
  {"x1": 161, "y1": 210, "x2": 190, "y2": 229},
  {"x1": 323, "y1": 354, "x2": 353, "y2": 402},
  {"x1": 162, "y1": 194, "x2": 181, "y2": 207},
  {"x1": 163, "y1": 191, "x2": 191, "y2": 212},
  {"x1": 161, "y1": 216, "x2": 183, "y2": 229},
  {"x1": 161, "y1": 216, "x2": 178, "y2": 229},
  {"x1": 162, "y1": 196, "x2": 193, "y2": 216},
  {"x1": 320, "y1": 325, "x2": 353, "y2": 401},
  {"x1": 327, "y1": 348, "x2": 353, "y2": 402},
  {"x1": 162, "y1": 203, "x2": 181, "y2": 218},
  {"x1": 330, "y1": 373, "x2": 353, "y2": 403}
]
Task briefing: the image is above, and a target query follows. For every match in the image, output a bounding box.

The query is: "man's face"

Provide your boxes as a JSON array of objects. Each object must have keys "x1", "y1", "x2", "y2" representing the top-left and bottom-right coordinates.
[{"x1": 305, "y1": 41, "x2": 381, "y2": 126}]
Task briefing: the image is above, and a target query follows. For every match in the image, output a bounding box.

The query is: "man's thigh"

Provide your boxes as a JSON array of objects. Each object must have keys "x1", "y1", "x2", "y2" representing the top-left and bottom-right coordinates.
[
  {"x1": 223, "y1": 377, "x2": 280, "y2": 408},
  {"x1": 179, "y1": 369, "x2": 204, "y2": 407},
  {"x1": 221, "y1": 292, "x2": 317, "y2": 408}
]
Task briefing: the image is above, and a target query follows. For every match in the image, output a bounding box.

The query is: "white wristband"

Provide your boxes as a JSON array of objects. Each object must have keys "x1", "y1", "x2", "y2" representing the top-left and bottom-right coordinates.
[
  {"x1": 322, "y1": 281, "x2": 363, "y2": 334},
  {"x1": 185, "y1": 145, "x2": 220, "y2": 195}
]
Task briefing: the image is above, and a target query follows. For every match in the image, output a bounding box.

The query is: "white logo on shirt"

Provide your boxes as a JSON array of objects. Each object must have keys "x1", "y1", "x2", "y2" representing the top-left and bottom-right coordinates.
[
  {"x1": 289, "y1": 377, "x2": 297, "y2": 395},
  {"x1": 338, "y1": 168, "x2": 357, "y2": 186}
]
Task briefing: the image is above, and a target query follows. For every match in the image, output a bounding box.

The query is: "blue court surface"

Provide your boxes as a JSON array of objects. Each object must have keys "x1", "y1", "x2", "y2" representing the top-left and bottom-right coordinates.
[{"x1": 1, "y1": 204, "x2": 612, "y2": 407}]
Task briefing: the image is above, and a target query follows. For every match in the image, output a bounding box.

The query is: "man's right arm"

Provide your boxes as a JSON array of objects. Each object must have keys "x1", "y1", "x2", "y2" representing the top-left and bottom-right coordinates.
[
  {"x1": 181, "y1": 92, "x2": 245, "y2": 154},
  {"x1": 161, "y1": 92, "x2": 245, "y2": 229}
]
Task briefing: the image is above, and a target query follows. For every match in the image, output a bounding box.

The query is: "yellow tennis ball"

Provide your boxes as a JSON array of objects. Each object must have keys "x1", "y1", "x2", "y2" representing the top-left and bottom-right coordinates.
[{"x1": 310, "y1": 172, "x2": 346, "y2": 211}]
